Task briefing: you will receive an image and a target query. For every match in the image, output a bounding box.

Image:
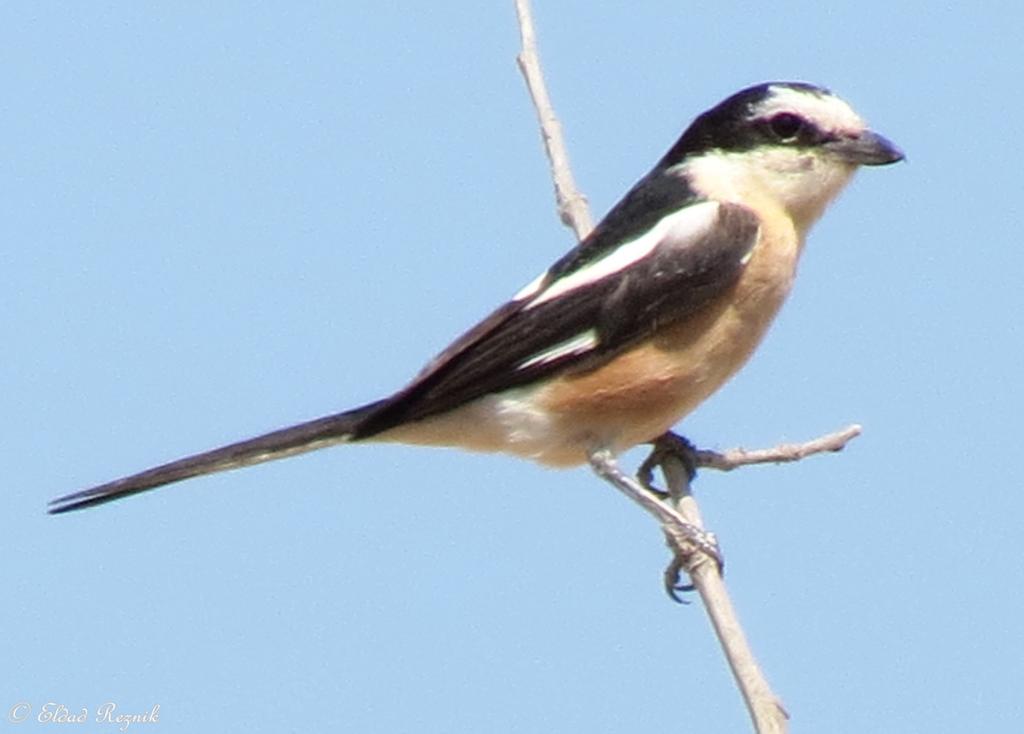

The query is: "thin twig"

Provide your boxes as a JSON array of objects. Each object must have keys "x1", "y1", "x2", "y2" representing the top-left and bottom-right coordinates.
[
  {"x1": 513, "y1": 0, "x2": 594, "y2": 240},
  {"x1": 696, "y1": 424, "x2": 862, "y2": 472}
]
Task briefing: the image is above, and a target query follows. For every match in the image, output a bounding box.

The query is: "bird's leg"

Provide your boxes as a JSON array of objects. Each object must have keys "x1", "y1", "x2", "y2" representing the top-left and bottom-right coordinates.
[
  {"x1": 587, "y1": 444, "x2": 721, "y2": 602},
  {"x1": 639, "y1": 431, "x2": 722, "y2": 600},
  {"x1": 637, "y1": 431, "x2": 698, "y2": 498}
]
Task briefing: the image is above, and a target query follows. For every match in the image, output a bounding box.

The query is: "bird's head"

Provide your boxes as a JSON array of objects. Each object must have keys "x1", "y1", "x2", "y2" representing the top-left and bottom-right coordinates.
[{"x1": 665, "y1": 82, "x2": 904, "y2": 233}]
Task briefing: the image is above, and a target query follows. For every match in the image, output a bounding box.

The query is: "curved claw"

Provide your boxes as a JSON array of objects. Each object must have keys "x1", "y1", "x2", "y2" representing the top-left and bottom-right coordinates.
[
  {"x1": 664, "y1": 554, "x2": 695, "y2": 603},
  {"x1": 662, "y1": 529, "x2": 725, "y2": 602}
]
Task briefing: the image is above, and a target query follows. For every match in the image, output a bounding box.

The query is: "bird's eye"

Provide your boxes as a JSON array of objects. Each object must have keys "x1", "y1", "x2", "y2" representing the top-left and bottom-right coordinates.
[{"x1": 768, "y1": 112, "x2": 804, "y2": 141}]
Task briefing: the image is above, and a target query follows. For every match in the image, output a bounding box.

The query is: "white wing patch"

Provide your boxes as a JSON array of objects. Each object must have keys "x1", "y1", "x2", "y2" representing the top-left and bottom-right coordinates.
[
  {"x1": 525, "y1": 201, "x2": 721, "y2": 310},
  {"x1": 512, "y1": 271, "x2": 548, "y2": 301},
  {"x1": 517, "y1": 328, "x2": 599, "y2": 371}
]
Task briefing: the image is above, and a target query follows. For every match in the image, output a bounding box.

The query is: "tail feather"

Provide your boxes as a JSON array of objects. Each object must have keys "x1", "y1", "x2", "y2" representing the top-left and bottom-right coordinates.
[{"x1": 49, "y1": 401, "x2": 386, "y2": 514}]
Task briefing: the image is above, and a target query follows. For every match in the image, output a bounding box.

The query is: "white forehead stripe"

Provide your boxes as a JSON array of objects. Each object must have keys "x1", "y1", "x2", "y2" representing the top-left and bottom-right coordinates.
[
  {"x1": 525, "y1": 200, "x2": 721, "y2": 309},
  {"x1": 755, "y1": 86, "x2": 866, "y2": 134}
]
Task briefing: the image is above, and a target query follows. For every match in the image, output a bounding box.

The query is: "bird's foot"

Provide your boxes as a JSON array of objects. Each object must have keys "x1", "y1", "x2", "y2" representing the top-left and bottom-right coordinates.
[
  {"x1": 588, "y1": 439, "x2": 722, "y2": 602},
  {"x1": 638, "y1": 431, "x2": 698, "y2": 498},
  {"x1": 637, "y1": 431, "x2": 723, "y2": 601}
]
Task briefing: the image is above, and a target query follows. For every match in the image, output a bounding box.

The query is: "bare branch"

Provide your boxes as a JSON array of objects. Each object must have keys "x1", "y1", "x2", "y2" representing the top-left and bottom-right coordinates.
[
  {"x1": 510, "y1": 4, "x2": 864, "y2": 731},
  {"x1": 659, "y1": 454, "x2": 791, "y2": 734},
  {"x1": 696, "y1": 424, "x2": 862, "y2": 472},
  {"x1": 513, "y1": 0, "x2": 594, "y2": 239}
]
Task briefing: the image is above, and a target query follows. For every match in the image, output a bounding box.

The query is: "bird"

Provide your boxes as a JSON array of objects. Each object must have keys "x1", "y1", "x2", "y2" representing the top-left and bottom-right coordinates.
[{"x1": 50, "y1": 81, "x2": 903, "y2": 514}]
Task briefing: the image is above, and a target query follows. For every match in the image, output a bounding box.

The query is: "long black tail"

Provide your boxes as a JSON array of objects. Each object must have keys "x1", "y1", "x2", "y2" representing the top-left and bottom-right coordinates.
[{"x1": 48, "y1": 401, "x2": 386, "y2": 514}]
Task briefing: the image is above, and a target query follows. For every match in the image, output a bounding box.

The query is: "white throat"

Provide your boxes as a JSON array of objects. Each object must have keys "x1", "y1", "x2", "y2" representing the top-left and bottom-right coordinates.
[{"x1": 676, "y1": 149, "x2": 857, "y2": 237}]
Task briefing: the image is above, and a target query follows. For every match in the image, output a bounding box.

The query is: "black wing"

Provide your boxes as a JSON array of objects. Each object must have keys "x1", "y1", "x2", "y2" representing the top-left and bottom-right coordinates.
[
  {"x1": 546, "y1": 166, "x2": 704, "y2": 280},
  {"x1": 354, "y1": 200, "x2": 760, "y2": 437},
  {"x1": 50, "y1": 188, "x2": 758, "y2": 512}
]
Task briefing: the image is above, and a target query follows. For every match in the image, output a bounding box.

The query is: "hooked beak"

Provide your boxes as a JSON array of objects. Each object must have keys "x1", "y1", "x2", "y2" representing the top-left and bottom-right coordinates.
[{"x1": 826, "y1": 130, "x2": 904, "y2": 166}]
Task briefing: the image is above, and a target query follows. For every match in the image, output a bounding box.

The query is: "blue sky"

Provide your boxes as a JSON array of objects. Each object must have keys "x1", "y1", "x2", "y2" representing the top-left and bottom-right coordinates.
[{"x1": 4, "y1": 2, "x2": 1022, "y2": 732}]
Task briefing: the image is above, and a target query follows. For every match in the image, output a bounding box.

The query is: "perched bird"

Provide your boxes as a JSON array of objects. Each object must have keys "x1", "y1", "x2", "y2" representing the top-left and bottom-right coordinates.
[{"x1": 50, "y1": 81, "x2": 903, "y2": 514}]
